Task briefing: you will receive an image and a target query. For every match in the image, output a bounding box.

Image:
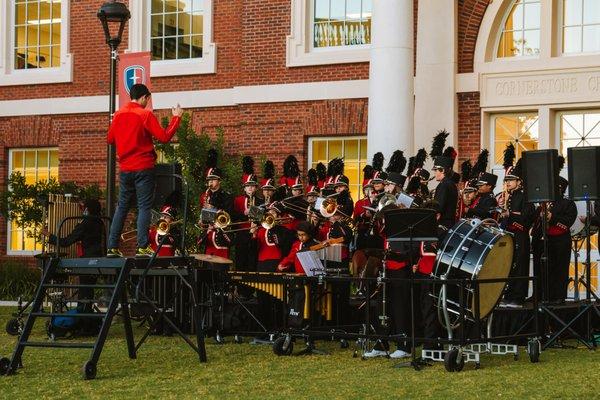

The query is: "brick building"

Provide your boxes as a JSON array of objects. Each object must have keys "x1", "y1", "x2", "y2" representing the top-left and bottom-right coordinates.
[{"x1": 1, "y1": 0, "x2": 600, "y2": 262}]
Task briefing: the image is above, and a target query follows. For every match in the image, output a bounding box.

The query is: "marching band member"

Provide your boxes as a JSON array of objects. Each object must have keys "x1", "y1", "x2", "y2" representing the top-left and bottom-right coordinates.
[
  {"x1": 500, "y1": 159, "x2": 535, "y2": 307},
  {"x1": 432, "y1": 155, "x2": 458, "y2": 232},
  {"x1": 384, "y1": 150, "x2": 407, "y2": 194},
  {"x1": 199, "y1": 149, "x2": 233, "y2": 214},
  {"x1": 148, "y1": 205, "x2": 178, "y2": 257},
  {"x1": 305, "y1": 168, "x2": 320, "y2": 207},
  {"x1": 233, "y1": 157, "x2": 262, "y2": 271},
  {"x1": 316, "y1": 162, "x2": 327, "y2": 190},
  {"x1": 334, "y1": 174, "x2": 355, "y2": 217},
  {"x1": 466, "y1": 172, "x2": 498, "y2": 220},
  {"x1": 458, "y1": 179, "x2": 478, "y2": 220},
  {"x1": 261, "y1": 160, "x2": 276, "y2": 206},
  {"x1": 532, "y1": 159, "x2": 577, "y2": 302},
  {"x1": 199, "y1": 225, "x2": 232, "y2": 259},
  {"x1": 277, "y1": 221, "x2": 319, "y2": 274},
  {"x1": 323, "y1": 158, "x2": 344, "y2": 196},
  {"x1": 280, "y1": 155, "x2": 301, "y2": 196}
]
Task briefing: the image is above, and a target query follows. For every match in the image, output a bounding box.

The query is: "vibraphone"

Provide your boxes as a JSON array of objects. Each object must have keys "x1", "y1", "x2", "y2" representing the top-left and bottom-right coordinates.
[{"x1": 226, "y1": 271, "x2": 334, "y2": 321}]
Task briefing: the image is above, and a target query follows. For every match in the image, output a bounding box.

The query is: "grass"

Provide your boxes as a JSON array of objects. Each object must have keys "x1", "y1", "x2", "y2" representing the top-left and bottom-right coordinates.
[{"x1": 0, "y1": 306, "x2": 598, "y2": 400}]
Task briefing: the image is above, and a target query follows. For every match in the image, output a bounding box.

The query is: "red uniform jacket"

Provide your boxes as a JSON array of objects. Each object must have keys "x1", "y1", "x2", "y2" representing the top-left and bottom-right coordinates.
[
  {"x1": 107, "y1": 102, "x2": 180, "y2": 172},
  {"x1": 377, "y1": 220, "x2": 408, "y2": 271},
  {"x1": 279, "y1": 239, "x2": 318, "y2": 274},
  {"x1": 353, "y1": 197, "x2": 371, "y2": 219},
  {"x1": 255, "y1": 227, "x2": 282, "y2": 262},
  {"x1": 416, "y1": 242, "x2": 437, "y2": 275},
  {"x1": 200, "y1": 230, "x2": 231, "y2": 258},
  {"x1": 149, "y1": 227, "x2": 176, "y2": 257}
]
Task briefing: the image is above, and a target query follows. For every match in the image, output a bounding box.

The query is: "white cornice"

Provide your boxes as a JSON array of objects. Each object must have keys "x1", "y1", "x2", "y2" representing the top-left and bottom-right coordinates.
[{"x1": 0, "y1": 80, "x2": 370, "y2": 117}]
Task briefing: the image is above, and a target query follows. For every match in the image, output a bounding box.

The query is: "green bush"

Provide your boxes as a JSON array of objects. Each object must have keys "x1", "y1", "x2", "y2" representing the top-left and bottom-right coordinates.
[{"x1": 0, "y1": 261, "x2": 41, "y2": 301}]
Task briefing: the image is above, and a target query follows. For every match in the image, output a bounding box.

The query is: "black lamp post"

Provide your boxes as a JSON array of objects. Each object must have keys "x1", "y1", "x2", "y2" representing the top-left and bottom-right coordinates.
[{"x1": 97, "y1": 1, "x2": 130, "y2": 219}]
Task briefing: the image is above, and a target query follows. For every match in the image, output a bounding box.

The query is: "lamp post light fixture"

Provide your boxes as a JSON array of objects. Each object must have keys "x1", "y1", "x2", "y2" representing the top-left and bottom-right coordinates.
[{"x1": 97, "y1": 0, "x2": 130, "y2": 219}]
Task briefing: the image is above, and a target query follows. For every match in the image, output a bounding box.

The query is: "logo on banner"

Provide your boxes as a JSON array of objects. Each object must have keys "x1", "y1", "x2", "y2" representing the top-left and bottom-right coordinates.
[{"x1": 123, "y1": 65, "x2": 146, "y2": 94}]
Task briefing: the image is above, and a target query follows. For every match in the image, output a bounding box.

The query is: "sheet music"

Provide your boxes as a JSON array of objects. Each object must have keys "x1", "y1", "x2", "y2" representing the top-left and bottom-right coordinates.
[
  {"x1": 396, "y1": 193, "x2": 414, "y2": 209},
  {"x1": 297, "y1": 250, "x2": 325, "y2": 276}
]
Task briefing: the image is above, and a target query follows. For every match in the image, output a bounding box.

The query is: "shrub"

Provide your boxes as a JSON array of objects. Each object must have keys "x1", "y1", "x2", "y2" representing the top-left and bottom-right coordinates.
[{"x1": 0, "y1": 260, "x2": 41, "y2": 301}]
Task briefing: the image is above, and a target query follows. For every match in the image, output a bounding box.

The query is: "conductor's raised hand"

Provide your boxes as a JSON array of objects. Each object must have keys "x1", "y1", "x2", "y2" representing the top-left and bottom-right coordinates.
[{"x1": 172, "y1": 103, "x2": 183, "y2": 117}]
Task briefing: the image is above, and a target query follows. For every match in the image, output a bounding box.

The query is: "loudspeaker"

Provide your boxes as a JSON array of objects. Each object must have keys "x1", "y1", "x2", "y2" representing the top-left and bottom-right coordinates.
[
  {"x1": 153, "y1": 163, "x2": 182, "y2": 209},
  {"x1": 568, "y1": 146, "x2": 600, "y2": 201},
  {"x1": 522, "y1": 149, "x2": 560, "y2": 203}
]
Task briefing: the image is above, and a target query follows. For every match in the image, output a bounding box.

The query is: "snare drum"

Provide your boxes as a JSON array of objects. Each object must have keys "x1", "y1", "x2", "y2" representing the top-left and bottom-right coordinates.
[{"x1": 432, "y1": 219, "x2": 514, "y2": 323}]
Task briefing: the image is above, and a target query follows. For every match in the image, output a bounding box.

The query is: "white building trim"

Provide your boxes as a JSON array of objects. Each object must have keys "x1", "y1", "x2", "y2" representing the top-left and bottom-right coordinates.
[
  {"x1": 0, "y1": 0, "x2": 73, "y2": 86},
  {"x1": 0, "y1": 80, "x2": 370, "y2": 117},
  {"x1": 127, "y1": 0, "x2": 217, "y2": 76},
  {"x1": 286, "y1": 0, "x2": 371, "y2": 67}
]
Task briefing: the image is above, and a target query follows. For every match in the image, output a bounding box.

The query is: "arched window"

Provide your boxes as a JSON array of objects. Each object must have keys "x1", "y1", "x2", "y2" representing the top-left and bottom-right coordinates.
[
  {"x1": 496, "y1": 0, "x2": 541, "y2": 58},
  {"x1": 562, "y1": 0, "x2": 600, "y2": 54}
]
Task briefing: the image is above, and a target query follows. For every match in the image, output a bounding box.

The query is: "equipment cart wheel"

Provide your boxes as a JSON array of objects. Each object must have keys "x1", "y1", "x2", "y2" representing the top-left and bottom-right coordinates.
[
  {"x1": 527, "y1": 339, "x2": 540, "y2": 363},
  {"x1": 5, "y1": 319, "x2": 20, "y2": 336},
  {"x1": 234, "y1": 335, "x2": 243, "y2": 344},
  {"x1": 340, "y1": 339, "x2": 349, "y2": 349},
  {"x1": 0, "y1": 357, "x2": 11, "y2": 375},
  {"x1": 215, "y1": 332, "x2": 225, "y2": 344},
  {"x1": 82, "y1": 361, "x2": 97, "y2": 380},
  {"x1": 444, "y1": 348, "x2": 465, "y2": 372},
  {"x1": 273, "y1": 336, "x2": 293, "y2": 356}
]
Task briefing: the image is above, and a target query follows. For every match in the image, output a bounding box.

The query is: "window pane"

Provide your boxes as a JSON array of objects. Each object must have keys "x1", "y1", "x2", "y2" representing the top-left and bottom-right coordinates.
[
  {"x1": 39, "y1": 23, "x2": 51, "y2": 46},
  {"x1": 39, "y1": 46, "x2": 51, "y2": 68},
  {"x1": 330, "y1": 0, "x2": 345, "y2": 21},
  {"x1": 40, "y1": 1, "x2": 51, "y2": 20},
  {"x1": 564, "y1": 0, "x2": 583, "y2": 26},
  {"x1": 164, "y1": 0, "x2": 178, "y2": 13},
  {"x1": 27, "y1": 25, "x2": 38, "y2": 46},
  {"x1": 359, "y1": 139, "x2": 367, "y2": 160},
  {"x1": 12, "y1": 151, "x2": 24, "y2": 171},
  {"x1": 191, "y1": 35, "x2": 203, "y2": 57},
  {"x1": 51, "y1": 45, "x2": 60, "y2": 67},
  {"x1": 27, "y1": 2, "x2": 39, "y2": 22},
  {"x1": 178, "y1": 0, "x2": 193, "y2": 13},
  {"x1": 27, "y1": 47, "x2": 39, "y2": 68},
  {"x1": 52, "y1": 1, "x2": 61, "y2": 19},
  {"x1": 49, "y1": 150, "x2": 59, "y2": 178},
  {"x1": 164, "y1": 36, "x2": 177, "y2": 59},
  {"x1": 328, "y1": 140, "x2": 343, "y2": 159},
  {"x1": 15, "y1": 3, "x2": 26, "y2": 25},
  {"x1": 152, "y1": 0, "x2": 164, "y2": 13},
  {"x1": 192, "y1": 0, "x2": 204, "y2": 12},
  {"x1": 312, "y1": 141, "x2": 327, "y2": 164},
  {"x1": 582, "y1": 25, "x2": 600, "y2": 52},
  {"x1": 564, "y1": 26, "x2": 582, "y2": 53},
  {"x1": 15, "y1": 26, "x2": 26, "y2": 47},
  {"x1": 346, "y1": 0, "x2": 361, "y2": 20},
  {"x1": 494, "y1": 114, "x2": 539, "y2": 163},
  {"x1": 524, "y1": 2, "x2": 540, "y2": 29},
  {"x1": 51, "y1": 22, "x2": 60, "y2": 45},
  {"x1": 362, "y1": 0, "x2": 372, "y2": 17},
  {"x1": 585, "y1": 113, "x2": 600, "y2": 136},
  {"x1": 507, "y1": 3, "x2": 524, "y2": 31},
  {"x1": 177, "y1": 35, "x2": 190, "y2": 58},
  {"x1": 583, "y1": 0, "x2": 600, "y2": 25},
  {"x1": 315, "y1": 0, "x2": 329, "y2": 21},
  {"x1": 37, "y1": 151, "x2": 49, "y2": 182},
  {"x1": 523, "y1": 30, "x2": 540, "y2": 55},
  {"x1": 24, "y1": 151, "x2": 36, "y2": 184},
  {"x1": 151, "y1": 14, "x2": 163, "y2": 37},
  {"x1": 345, "y1": 139, "x2": 359, "y2": 161},
  {"x1": 191, "y1": 12, "x2": 203, "y2": 34},
  {"x1": 178, "y1": 10, "x2": 191, "y2": 36},
  {"x1": 151, "y1": 38, "x2": 164, "y2": 60}
]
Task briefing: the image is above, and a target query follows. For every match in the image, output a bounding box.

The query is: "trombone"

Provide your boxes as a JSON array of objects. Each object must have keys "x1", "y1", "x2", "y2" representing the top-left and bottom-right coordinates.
[{"x1": 121, "y1": 210, "x2": 183, "y2": 242}]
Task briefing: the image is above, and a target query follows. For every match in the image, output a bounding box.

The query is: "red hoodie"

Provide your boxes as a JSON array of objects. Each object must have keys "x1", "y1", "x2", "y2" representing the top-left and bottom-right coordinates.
[{"x1": 107, "y1": 102, "x2": 181, "y2": 172}]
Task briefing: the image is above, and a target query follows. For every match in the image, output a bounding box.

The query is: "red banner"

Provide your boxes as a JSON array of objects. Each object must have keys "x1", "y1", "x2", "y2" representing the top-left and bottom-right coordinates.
[{"x1": 118, "y1": 51, "x2": 152, "y2": 110}]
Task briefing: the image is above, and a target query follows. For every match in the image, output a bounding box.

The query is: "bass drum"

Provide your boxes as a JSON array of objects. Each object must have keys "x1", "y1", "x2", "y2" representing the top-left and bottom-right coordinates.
[{"x1": 433, "y1": 219, "x2": 514, "y2": 323}]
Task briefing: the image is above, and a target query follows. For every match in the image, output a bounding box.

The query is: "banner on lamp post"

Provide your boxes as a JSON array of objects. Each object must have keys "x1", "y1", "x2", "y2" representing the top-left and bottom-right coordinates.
[{"x1": 118, "y1": 51, "x2": 152, "y2": 110}]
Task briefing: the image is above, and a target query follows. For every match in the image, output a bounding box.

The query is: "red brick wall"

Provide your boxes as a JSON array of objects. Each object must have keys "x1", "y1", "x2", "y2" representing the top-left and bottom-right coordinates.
[
  {"x1": 457, "y1": 0, "x2": 491, "y2": 74},
  {"x1": 457, "y1": 91, "x2": 482, "y2": 165}
]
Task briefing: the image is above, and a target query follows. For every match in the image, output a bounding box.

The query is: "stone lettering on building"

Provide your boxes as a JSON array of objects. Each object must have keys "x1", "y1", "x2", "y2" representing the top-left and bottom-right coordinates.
[{"x1": 482, "y1": 69, "x2": 600, "y2": 107}]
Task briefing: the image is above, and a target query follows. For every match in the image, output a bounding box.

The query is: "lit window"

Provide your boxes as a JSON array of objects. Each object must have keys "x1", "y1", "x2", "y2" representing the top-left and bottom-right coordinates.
[
  {"x1": 493, "y1": 114, "x2": 539, "y2": 164},
  {"x1": 309, "y1": 137, "x2": 367, "y2": 202},
  {"x1": 150, "y1": 0, "x2": 204, "y2": 61},
  {"x1": 8, "y1": 148, "x2": 59, "y2": 253},
  {"x1": 13, "y1": 0, "x2": 61, "y2": 69},
  {"x1": 313, "y1": 0, "x2": 371, "y2": 48},
  {"x1": 562, "y1": 0, "x2": 600, "y2": 54},
  {"x1": 496, "y1": 0, "x2": 541, "y2": 58},
  {"x1": 560, "y1": 111, "x2": 600, "y2": 156}
]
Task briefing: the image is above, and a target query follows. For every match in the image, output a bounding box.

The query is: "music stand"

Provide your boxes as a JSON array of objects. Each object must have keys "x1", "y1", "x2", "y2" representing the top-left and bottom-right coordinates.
[{"x1": 384, "y1": 208, "x2": 438, "y2": 371}]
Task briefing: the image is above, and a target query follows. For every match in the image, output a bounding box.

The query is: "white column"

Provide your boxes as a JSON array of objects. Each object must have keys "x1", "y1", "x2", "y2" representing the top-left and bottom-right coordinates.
[
  {"x1": 413, "y1": 0, "x2": 457, "y2": 153},
  {"x1": 367, "y1": 0, "x2": 414, "y2": 161}
]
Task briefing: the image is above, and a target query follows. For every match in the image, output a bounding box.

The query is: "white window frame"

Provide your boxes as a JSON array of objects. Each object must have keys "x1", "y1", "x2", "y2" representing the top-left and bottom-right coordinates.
[
  {"x1": 286, "y1": 0, "x2": 371, "y2": 67},
  {"x1": 0, "y1": 0, "x2": 72, "y2": 86},
  {"x1": 7, "y1": 147, "x2": 59, "y2": 256},
  {"x1": 128, "y1": 0, "x2": 216, "y2": 77}
]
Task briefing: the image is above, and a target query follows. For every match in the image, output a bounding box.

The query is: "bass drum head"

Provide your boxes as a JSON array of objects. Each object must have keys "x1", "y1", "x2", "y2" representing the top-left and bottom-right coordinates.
[{"x1": 474, "y1": 233, "x2": 513, "y2": 318}]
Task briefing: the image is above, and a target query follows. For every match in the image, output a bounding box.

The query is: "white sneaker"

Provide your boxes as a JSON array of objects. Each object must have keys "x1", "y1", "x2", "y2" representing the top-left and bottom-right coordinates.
[
  {"x1": 389, "y1": 349, "x2": 411, "y2": 359},
  {"x1": 363, "y1": 349, "x2": 388, "y2": 358}
]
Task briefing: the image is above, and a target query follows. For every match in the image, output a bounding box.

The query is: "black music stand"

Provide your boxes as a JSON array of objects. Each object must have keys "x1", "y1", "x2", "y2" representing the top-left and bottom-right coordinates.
[{"x1": 384, "y1": 208, "x2": 438, "y2": 371}]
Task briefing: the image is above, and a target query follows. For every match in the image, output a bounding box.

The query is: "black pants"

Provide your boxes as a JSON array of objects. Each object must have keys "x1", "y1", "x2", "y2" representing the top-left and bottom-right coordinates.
[
  {"x1": 415, "y1": 272, "x2": 442, "y2": 349},
  {"x1": 234, "y1": 232, "x2": 257, "y2": 272},
  {"x1": 256, "y1": 260, "x2": 281, "y2": 332},
  {"x1": 379, "y1": 268, "x2": 411, "y2": 352},
  {"x1": 505, "y1": 231, "x2": 531, "y2": 302},
  {"x1": 533, "y1": 234, "x2": 571, "y2": 301}
]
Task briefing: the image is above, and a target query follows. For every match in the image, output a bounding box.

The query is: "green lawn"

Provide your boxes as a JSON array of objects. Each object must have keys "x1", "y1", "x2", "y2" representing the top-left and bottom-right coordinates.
[{"x1": 0, "y1": 306, "x2": 598, "y2": 400}]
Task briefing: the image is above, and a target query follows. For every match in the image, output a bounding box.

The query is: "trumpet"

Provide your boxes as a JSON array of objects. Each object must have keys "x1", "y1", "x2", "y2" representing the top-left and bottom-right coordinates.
[{"x1": 121, "y1": 217, "x2": 182, "y2": 242}]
